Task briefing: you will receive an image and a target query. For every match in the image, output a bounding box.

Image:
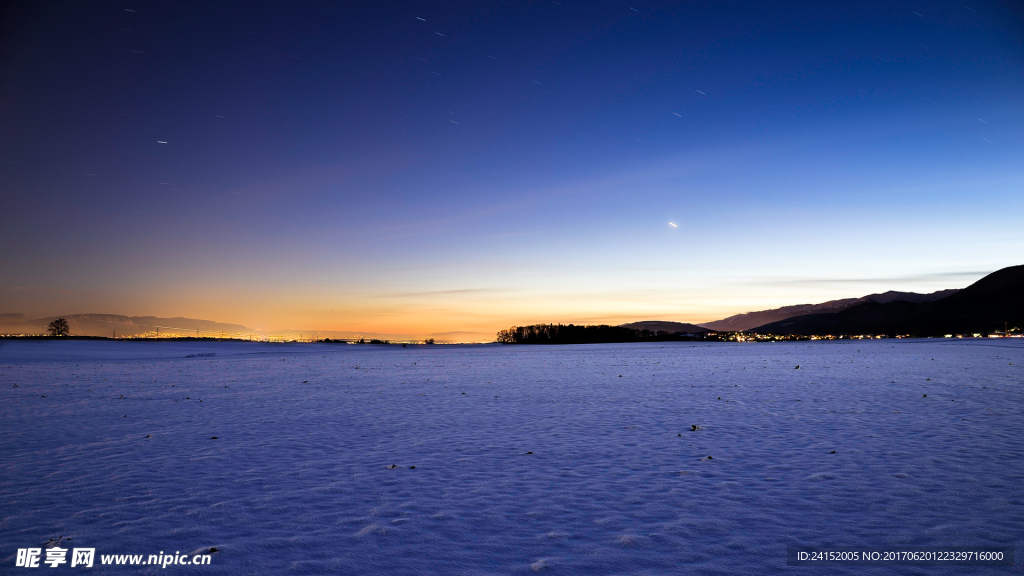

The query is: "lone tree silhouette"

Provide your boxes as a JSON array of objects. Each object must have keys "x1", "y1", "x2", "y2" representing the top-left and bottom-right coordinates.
[{"x1": 47, "y1": 318, "x2": 70, "y2": 337}]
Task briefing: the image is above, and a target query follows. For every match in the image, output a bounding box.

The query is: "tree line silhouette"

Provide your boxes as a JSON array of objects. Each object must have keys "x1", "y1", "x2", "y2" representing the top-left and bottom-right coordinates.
[{"x1": 496, "y1": 324, "x2": 703, "y2": 344}]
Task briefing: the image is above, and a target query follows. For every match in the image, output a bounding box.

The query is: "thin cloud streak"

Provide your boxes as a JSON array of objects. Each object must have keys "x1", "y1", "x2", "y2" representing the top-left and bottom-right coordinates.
[
  {"x1": 757, "y1": 270, "x2": 991, "y2": 287},
  {"x1": 378, "y1": 288, "x2": 504, "y2": 298}
]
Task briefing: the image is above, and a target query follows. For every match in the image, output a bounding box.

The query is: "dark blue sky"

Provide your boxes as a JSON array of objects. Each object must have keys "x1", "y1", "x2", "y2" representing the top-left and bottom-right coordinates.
[{"x1": 2, "y1": 0, "x2": 1022, "y2": 337}]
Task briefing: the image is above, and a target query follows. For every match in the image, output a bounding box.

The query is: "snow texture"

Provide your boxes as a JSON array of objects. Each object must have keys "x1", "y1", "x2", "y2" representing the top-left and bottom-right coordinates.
[{"x1": 1, "y1": 339, "x2": 1022, "y2": 574}]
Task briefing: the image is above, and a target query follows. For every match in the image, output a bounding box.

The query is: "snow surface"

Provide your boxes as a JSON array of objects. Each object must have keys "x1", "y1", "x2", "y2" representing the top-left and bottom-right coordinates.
[{"x1": 1, "y1": 339, "x2": 1022, "y2": 574}]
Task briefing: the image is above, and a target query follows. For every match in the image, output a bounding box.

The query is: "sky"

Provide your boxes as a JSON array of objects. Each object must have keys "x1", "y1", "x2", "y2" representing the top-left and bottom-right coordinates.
[{"x1": 1, "y1": 0, "x2": 1023, "y2": 339}]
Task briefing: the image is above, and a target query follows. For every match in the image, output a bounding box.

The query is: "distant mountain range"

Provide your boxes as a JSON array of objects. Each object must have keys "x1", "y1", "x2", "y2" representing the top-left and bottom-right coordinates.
[
  {"x1": 621, "y1": 265, "x2": 1021, "y2": 337},
  {"x1": 700, "y1": 289, "x2": 959, "y2": 332},
  {"x1": 0, "y1": 313, "x2": 253, "y2": 338},
  {"x1": 0, "y1": 313, "x2": 493, "y2": 343},
  {"x1": 5, "y1": 266, "x2": 1019, "y2": 340},
  {"x1": 752, "y1": 265, "x2": 1023, "y2": 336}
]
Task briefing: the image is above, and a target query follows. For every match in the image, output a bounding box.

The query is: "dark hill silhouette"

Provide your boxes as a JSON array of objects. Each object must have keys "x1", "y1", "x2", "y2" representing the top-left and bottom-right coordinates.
[
  {"x1": 753, "y1": 265, "x2": 1023, "y2": 336},
  {"x1": 619, "y1": 321, "x2": 709, "y2": 333},
  {"x1": 496, "y1": 323, "x2": 709, "y2": 344},
  {"x1": 700, "y1": 289, "x2": 957, "y2": 331}
]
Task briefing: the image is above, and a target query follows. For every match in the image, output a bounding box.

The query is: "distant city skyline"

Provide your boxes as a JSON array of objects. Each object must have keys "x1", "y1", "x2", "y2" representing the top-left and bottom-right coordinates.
[{"x1": 2, "y1": 0, "x2": 1022, "y2": 336}]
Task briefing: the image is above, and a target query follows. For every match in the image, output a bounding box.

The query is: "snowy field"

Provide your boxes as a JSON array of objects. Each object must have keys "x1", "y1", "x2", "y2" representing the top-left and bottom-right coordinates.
[{"x1": 1, "y1": 339, "x2": 1022, "y2": 575}]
